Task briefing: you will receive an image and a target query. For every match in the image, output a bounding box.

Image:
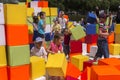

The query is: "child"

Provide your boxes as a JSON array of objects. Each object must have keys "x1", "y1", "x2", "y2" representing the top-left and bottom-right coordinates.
[
  {"x1": 52, "y1": 18, "x2": 61, "y2": 34},
  {"x1": 47, "y1": 33, "x2": 64, "y2": 54},
  {"x1": 94, "y1": 13, "x2": 110, "y2": 61},
  {"x1": 63, "y1": 28, "x2": 71, "y2": 59},
  {"x1": 31, "y1": 37, "x2": 47, "y2": 61},
  {"x1": 37, "y1": 12, "x2": 46, "y2": 38}
]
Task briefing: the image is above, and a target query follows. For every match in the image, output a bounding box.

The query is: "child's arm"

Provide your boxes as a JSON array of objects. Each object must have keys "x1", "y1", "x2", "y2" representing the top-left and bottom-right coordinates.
[
  {"x1": 99, "y1": 28, "x2": 109, "y2": 36},
  {"x1": 42, "y1": 47, "x2": 48, "y2": 62},
  {"x1": 47, "y1": 45, "x2": 55, "y2": 54}
]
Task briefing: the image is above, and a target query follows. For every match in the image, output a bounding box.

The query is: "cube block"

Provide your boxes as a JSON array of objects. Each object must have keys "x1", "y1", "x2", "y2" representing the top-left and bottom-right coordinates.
[
  {"x1": 46, "y1": 54, "x2": 67, "y2": 76},
  {"x1": 83, "y1": 60, "x2": 95, "y2": 70},
  {"x1": 4, "y1": 4, "x2": 27, "y2": 24},
  {"x1": 107, "y1": 32, "x2": 115, "y2": 43},
  {"x1": 115, "y1": 24, "x2": 120, "y2": 34},
  {"x1": 30, "y1": 56, "x2": 45, "y2": 80},
  {"x1": 41, "y1": 8, "x2": 50, "y2": 16},
  {"x1": 89, "y1": 45, "x2": 98, "y2": 57},
  {"x1": 29, "y1": 34, "x2": 33, "y2": 44},
  {"x1": 85, "y1": 34, "x2": 98, "y2": 44},
  {"x1": 91, "y1": 65, "x2": 120, "y2": 80},
  {"x1": 0, "y1": 66, "x2": 8, "y2": 80},
  {"x1": 70, "y1": 26, "x2": 86, "y2": 40},
  {"x1": 0, "y1": 3, "x2": 4, "y2": 24},
  {"x1": 28, "y1": 25, "x2": 34, "y2": 34},
  {"x1": 109, "y1": 44, "x2": 120, "y2": 55},
  {"x1": 27, "y1": 8, "x2": 34, "y2": 17},
  {"x1": 115, "y1": 34, "x2": 120, "y2": 44},
  {"x1": 86, "y1": 24, "x2": 96, "y2": 34},
  {"x1": 6, "y1": 24, "x2": 29, "y2": 46},
  {"x1": 70, "y1": 40, "x2": 82, "y2": 53},
  {"x1": 87, "y1": 43, "x2": 97, "y2": 53},
  {"x1": 8, "y1": 64, "x2": 30, "y2": 80},
  {"x1": 71, "y1": 55, "x2": 89, "y2": 71},
  {"x1": 50, "y1": 8, "x2": 58, "y2": 16},
  {"x1": 0, "y1": 25, "x2": 6, "y2": 45},
  {"x1": 7, "y1": 45, "x2": 30, "y2": 66},
  {"x1": 38, "y1": 1, "x2": 48, "y2": 7},
  {"x1": 0, "y1": 46, "x2": 7, "y2": 67}
]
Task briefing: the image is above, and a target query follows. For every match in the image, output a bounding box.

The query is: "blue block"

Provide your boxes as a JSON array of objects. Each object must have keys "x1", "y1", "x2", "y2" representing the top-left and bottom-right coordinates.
[
  {"x1": 45, "y1": 33, "x2": 54, "y2": 41},
  {"x1": 86, "y1": 24, "x2": 96, "y2": 34}
]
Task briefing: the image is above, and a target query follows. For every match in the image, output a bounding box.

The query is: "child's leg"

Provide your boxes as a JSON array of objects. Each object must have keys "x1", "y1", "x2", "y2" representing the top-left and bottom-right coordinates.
[{"x1": 102, "y1": 39, "x2": 109, "y2": 58}]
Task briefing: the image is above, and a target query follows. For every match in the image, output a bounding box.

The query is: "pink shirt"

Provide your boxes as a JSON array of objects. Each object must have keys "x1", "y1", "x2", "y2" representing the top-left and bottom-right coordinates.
[{"x1": 50, "y1": 42, "x2": 63, "y2": 53}]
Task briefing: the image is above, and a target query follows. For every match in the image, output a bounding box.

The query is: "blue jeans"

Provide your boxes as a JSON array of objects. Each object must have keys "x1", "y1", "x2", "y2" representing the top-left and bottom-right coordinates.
[{"x1": 95, "y1": 38, "x2": 109, "y2": 58}]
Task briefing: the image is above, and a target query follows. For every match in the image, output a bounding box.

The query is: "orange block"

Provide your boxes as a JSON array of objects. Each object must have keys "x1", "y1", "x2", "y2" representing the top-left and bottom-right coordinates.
[
  {"x1": 64, "y1": 15, "x2": 69, "y2": 21},
  {"x1": 87, "y1": 43, "x2": 97, "y2": 53},
  {"x1": 91, "y1": 65, "x2": 120, "y2": 80},
  {"x1": 66, "y1": 62, "x2": 81, "y2": 78},
  {"x1": 6, "y1": 24, "x2": 29, "y2": 46},
  {"x1": 0, "y1": 66, "x2": 8, "y2": 80},
  {"x1": 8, "y1": 64, "x2": 30, "y2": 80},
  {"x1": 80, "y1": 37, "x2": 85, "y2": 43},
  {"x1": 38, "y1": 1, "x2": 48, "y2": 7},
  {"x1": 29, "y1": 34, "x2": 33, "y2": 44},
  {"x1": 81, "y1": 67, "x2": 91, "y2": 80},
  {"x1": 107, "y1": 32, "x2": 115, "y2": 43}
]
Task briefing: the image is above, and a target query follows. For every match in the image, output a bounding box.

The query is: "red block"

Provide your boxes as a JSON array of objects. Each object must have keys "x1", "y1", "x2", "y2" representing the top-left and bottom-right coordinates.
[
  {"x1": 8, "y1": 64, "x2": 30, "y2": 80},
  {"x1": 83, "y1": 60, "x2": 96, "y2": 70},
  {"x1": 70, "y1": 40, "x2": 82, "y2": 53},
  {"x1": 29, "y1": 34, "x2": 33, "y2": 44},
  {"x1": 38, "y1": 1, "x2": 48, "y2": 7},
  {"x1": 66, "y1": 76, "x2": 78, "y2": 80},
  {"x1": 0, "y1": 66, "x2": 8, "y2": 80},
  {"x1": 85, "y1": 34, "x2": 98, "y2": 44},
  {"x1": 81, "y1": 67, "x2": 91, "y2": 80}
]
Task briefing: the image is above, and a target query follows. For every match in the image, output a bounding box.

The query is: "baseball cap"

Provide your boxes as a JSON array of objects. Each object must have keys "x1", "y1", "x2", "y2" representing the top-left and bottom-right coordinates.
[{"x1": 35, "y1": 37, "x2": 43, "y2": 43}]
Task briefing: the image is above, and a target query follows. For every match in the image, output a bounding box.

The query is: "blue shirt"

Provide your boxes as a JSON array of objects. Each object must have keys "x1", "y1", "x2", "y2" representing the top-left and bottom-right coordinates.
[{"x1": 38, "y1": 19, "x2": 45, "y2": 34}]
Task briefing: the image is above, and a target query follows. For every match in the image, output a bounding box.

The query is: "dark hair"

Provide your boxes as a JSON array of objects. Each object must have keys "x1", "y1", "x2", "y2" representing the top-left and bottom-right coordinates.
[
  {"x1": 38, "y1": 12, "x2": 45, "y2": 18},
  {"x1": 53, "y1": 33, "x2": 63, "y2": 41},
  {"x1": 33, "y1": 16, "x2": 39, "y2": 24}
]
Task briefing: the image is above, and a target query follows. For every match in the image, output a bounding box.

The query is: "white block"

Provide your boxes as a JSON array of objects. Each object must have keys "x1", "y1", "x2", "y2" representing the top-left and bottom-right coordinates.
[
  {"x1": 30, "y1": 1, "x2": 38, "y2": 8},
  {"x1": 0, "y1": 3, "x2": 4, "y2": 24},
  {"x1": 89, "y1": 46, "x2": 98, "y2": 57},
  {"x1": 45, "y1": 24, "x2": 51, "y2": 33},
  {"x1": 34, "y1": 76, "x2": 46, "y2": 80},
  {"x1": 82, "y1": 43, "x2": 87, "y2": 54},
  {"x1": 0, "y1": 25, "x2": 6, "y2": 45},
  {"x1": 33, "y1": 7, "x2": 42, "y2": 16}
]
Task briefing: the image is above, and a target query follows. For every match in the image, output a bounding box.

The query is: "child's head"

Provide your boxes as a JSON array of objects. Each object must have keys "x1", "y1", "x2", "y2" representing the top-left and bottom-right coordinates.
[
  {"x1": 64, "y1": 28, "x2": 69, "y2": 35},
  {"x1": 53, "y1": 18, "x2": 59, "y2": 24},
  {"x1": 99, "y1": 13, "x2": 107, "y2": 23},
  {"x1": 34, "y1": 37, "x2": 43, "y2": 49},
  {"x1": 53, "y1": 33, "x2": 64, "y2": 46},
  {"x1": 33, "y1": 16, "x2": 39, "y2": 24},
  {"x1": 59, "y1": 11, "x2": 65, "y2": 18},
  {"x1": 38, "y1": 12, "x2": 46, "y2": 19}
]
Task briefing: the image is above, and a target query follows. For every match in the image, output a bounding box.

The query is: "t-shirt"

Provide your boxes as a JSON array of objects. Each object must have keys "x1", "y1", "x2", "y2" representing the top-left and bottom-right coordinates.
[
  {"x1": 58, "y1": 18, "x2": 67, "y2": 29},
  {"x1": 64, "y1": 34, "x2": 71, "y2": 45},
  {"x1": 38, "y1": 19, "x2": 45, "y2": 34},
  {"x1": 50, "y1": 42, "x2": 63, "y2": 53},
  {"x1": 31, "y1": 46, "x2": 47, "y2": 58}
]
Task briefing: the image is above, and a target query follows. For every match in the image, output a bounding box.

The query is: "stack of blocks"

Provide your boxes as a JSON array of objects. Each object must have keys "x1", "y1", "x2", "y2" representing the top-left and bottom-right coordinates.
[
  {"x1": 109, "y1": 44, "x2": 120, "y2": 55},
  {"x1": 71, "y1": 55, "x2": 89, "y2": 71},
  {"x1": 4, "y1": 4, "x2": 30, "y2": 80},
  {"x1": 0, "y1": 3, "x2": 8, "y2": 80},
  {"x1": 115, "y1": 24, "x2": 120, "y2": 43}
]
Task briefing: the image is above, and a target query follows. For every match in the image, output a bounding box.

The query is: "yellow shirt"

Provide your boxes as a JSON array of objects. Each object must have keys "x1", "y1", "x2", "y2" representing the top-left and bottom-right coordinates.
[{"x1": 52, "y1": 24, "x2": 61, "y2": 33}]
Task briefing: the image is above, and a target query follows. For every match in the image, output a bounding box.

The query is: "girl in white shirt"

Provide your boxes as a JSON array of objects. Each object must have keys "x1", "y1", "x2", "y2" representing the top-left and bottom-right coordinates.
[{"x1": 31, "y1": 37, "x2": 48, "y2": 62}]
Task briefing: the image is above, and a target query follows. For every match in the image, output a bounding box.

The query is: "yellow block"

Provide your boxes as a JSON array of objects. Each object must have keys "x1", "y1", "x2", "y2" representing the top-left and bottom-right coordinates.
[
  {"x1": 30, "y1": 56, "x2": 45, "y2": 80},
  {"x1": 115, "y1": 24, "x2": 120, "y2": 34},
  {"x1": 109, "y1": 44, "x2": 120, "y2": 55},
  {"x1": 50, "y1": 8, "x2": 58, "y2": 16},
  {"x1": 28, "y1": 25, "x2": 33, "y2": 34},
  {"x1": 71, "y1": 55, "x2": 89, "y2": 71},
  {"x1": 27, "y1": 8, "x2": 34, "y2": 17},
  {"x1": 4, "y1": 4, "x2": 27, "y2": 24},
  {"x1": 41, "y1": 8, "x2": 50, "y2": 16},
  {"x1": 67, "y1": 22, "x2": 75, "y2": 29},
  {"x1": 0, "y1": 46, "x2": 7, "y2": 67},
  {"x1": 46, "y1": 53, "x2": 67, "y2": 76}
]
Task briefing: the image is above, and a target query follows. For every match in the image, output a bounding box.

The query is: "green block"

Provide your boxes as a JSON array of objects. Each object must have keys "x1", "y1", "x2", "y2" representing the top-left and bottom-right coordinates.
[
  {"x1": 50, "y1": 16, "x2": 56, "y2": 24},
  {"x1": 18, "y1": 2, "x2": 26, "y2": 5},
  {"x1": 27, "y1": 17, "x2": 33, "y2": 26},
  {"x1": 46, "y1": 17, "x2": 50, "y2": 24},
  {"x1": 70, "y1": 26, "x2": 86, "y2": 40},
  {"x1": 96, "y1": 24, "x2": 99, "y2": 34},
  {"x1": 27, "y1": 0, "x2": 31, "y2": 2},
  {"x1": 7, "y1": 45, "x2": 30, "y2": 66}
]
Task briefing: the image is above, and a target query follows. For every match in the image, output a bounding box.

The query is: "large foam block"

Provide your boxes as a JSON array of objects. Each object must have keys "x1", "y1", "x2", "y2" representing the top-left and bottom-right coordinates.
[
  {"x1": 7, "y1": 45, "x2": 30, "y2": 66},
  {"x1": 91, "y1": 65, "x2": 120, "y2": 80},
  {"x1": 109, "y1": 44, "x2": 120, "y2": 55},
  {"x1": 0, "y1": 46, "x2": 7, "y2": 67},
  {"x1": 115, "y1": 24, "x2": 120, "y2": 34},
  {"x1": 27, "y1": 8, "x2": 34, "y2": 17},
  {"x1": 107, "y1": 32, "x2": 115, "y2": 43},
  {"x1": 27, "y1": 17, "x2": 33, "y2": 26},
  {"x1": 46, "y1": 54, "x2": 67, "y2": 76},
  {"x1": 50, "y1": 8, "x2": 58, "y2": 16},
  {"x1": 6, "y1": 24, "x2": 29, "y2": 46},
  {"x1": 30, "y1": 1, "x2": 38, "y2": 8},
  {"x1": 4, "y1": 4, "x2": 27, "y2": 24},
  {"x1": 71, "y1": 55, "x2": 89, "y2": 71},
  {"x1": 89, "y1": 45, "x2": 98, "y2": 57},
  {"x1": 87, "y1": 43, "x2": 97, "y2": 53},
  {"x1": 50, "y1": 16, "x2": 56, "y2": 24},
  {"x1": 41, "y1": 8, "x2": 50, "y2": 16},
  {"x1": 66, "y1": 62, "x2": 81, "y2": 79},
  {"x1": 34, "y1": 76, "x2": 46, "y2": 80},
  {"x1": 81, "y1": 67, "x2": 91, "y2": 80},
  {"x1": 29, "y1": 34, "x2": 33, "y2": 44},
  {"x1": 83, "y1": 60, "x2": 96, "y2": 70},
  {"x1": 38, "y1": 1, "x2": 48, "y2": 7},
  {"x1": 46, "y1": 17, "x2": 50, "y2": 24},
  {"x1": 0, "y1": 25, "x2": 6, "y2": 45},
  {"x1": 70, "y1": 40, "x2": 82, "y2": 53},
  {"x1": 70, "y1": 26, "x2": 86, "y2": 40},
  {"x1": 28, "y1": 25, "x2": 34, "y2": 34},
  {"x1": 0, "y1": 66, "x2": 8, "y2": 80},
  {"x1": 66, "y1": 76, "x2": 78, "y2": 80},
  {"x1": 0, "y1": 3, "x2": 4, "y2": 24},
  {"x1": 33, "y1": 7, "x2": 41, "y2": 16},
  {"x1": 8, "y1": 64, "x2": 30, "y2": 80},
  {"x1": 86, "y1": 24, "x2": 96, "y2": 34},
  {"x1": 85, "y1": 34, "x2": 98, "y2": 44},
  {"x1": 45, "y1": 24, "x2": 51, "y2": 33},
  {"x1": 30, "y1": 56, "x2": 45, "y2": 80},
  {"x1": 115, "y1": 34, "x2": 120, "y2": 44}
]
